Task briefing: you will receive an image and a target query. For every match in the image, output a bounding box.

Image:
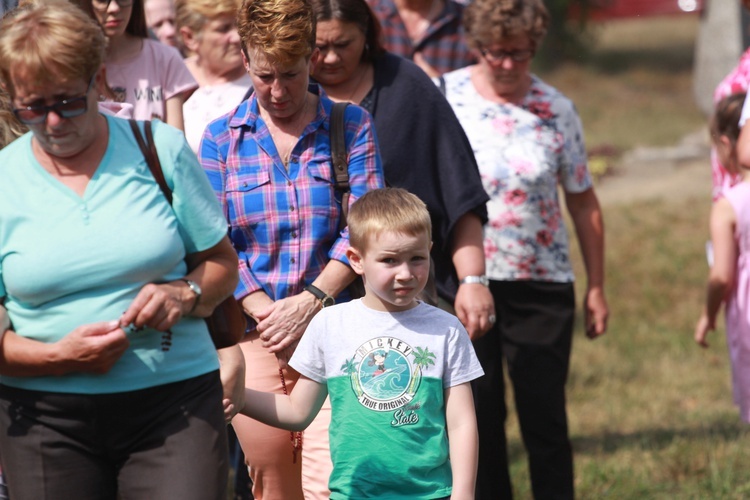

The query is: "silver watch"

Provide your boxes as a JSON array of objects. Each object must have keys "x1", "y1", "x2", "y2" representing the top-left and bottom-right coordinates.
[
  {"x1": 180, "y1": 279, "x2": 202, "y2": 312},
  {"x1": 459, "y1": 275, "x2": 489, "y2": 287}
]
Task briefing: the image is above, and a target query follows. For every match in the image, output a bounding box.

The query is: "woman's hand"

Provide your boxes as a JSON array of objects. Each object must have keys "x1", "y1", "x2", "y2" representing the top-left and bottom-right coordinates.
[
  {"x1": 254, "y1": 292, "x2": 320, "y2": 354},
  {"x1": 451, "y1": 213, "x2": 496, "y2": 340},
  {"x1": 454, "y1": 284, "x2": 494, "y2": 340},
  {"x1": 0, "y1": 321, "x2": 129, "y2": 377},
  {"x1": 120, "y1": 282, "x2": 189, "y2": 333},
  {"x1": 55, "y1": 321, "x2": 131, "y2": 375},
  {"x1": 584, "y1": 286, "x2": 608, "y2": 339},
  {"x1": 566, "y1": 188, "x2": 608, "y2": 340}
]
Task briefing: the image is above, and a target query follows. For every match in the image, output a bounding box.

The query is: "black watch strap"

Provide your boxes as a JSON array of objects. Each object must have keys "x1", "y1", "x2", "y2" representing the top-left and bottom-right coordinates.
[{"x1": 303, "y1": 284, "x2": 335, "y2": 307}]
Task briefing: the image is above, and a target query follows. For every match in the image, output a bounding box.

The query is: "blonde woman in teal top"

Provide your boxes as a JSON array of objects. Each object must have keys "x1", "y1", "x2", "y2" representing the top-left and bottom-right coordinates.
[{"x1": 0, "y1": 2, "x2": 239, "y2": 498}]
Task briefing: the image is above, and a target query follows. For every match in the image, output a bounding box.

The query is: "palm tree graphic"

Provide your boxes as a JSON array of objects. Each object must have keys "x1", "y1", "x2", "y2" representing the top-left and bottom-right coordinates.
[
  {"x1": 407, "y1": 347, "x2": 435, "y2": 394},
  {"x1": 342, "y1": 357, "x2": 363, "y2": 397}
]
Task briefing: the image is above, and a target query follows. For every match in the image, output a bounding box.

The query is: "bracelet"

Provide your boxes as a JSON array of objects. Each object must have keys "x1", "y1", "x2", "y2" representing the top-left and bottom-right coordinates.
[{"x1": 459, "y1": 275, "x2": 489, "y2": 287}]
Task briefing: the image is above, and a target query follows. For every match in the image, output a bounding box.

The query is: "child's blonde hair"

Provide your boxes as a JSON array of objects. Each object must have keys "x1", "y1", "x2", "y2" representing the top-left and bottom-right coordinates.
[
  {"x1": 348, "y1": 188, "x2": 432, "y2": 252},
  {"x1": 711, "y1": 92, "x2": 746, "y2": 144}
]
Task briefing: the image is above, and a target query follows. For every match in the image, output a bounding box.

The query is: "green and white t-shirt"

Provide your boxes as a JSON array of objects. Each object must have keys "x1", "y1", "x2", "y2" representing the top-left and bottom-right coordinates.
[{"x1": 291, "y1": 299, "x2": 484, "y2": 499}]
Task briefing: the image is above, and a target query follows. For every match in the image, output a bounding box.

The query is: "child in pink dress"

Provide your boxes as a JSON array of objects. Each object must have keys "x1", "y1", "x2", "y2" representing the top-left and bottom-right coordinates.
[
  {"x1": 710, "y1": 0, "x2": 750, "y2": 201},
  {"x1": 695, "y1": 92, "x2": 750, "y2": 422}
]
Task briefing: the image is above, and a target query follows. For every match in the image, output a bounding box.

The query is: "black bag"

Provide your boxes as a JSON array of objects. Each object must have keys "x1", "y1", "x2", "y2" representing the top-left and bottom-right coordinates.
[{"x1": 129, "y1": 119, "x2": 246, "y2": 349}]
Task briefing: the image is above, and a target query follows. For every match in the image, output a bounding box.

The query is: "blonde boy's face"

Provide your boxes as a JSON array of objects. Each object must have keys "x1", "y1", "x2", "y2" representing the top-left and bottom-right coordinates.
[{"x1": 347, "y1": 230, "x2": 432, "y2": 313}]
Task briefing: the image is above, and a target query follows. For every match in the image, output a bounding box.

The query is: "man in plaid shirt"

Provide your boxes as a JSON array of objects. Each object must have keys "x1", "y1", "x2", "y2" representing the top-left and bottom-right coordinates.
[{"x1": 367, "y1": 0, "x2": 475, "y2": 77}]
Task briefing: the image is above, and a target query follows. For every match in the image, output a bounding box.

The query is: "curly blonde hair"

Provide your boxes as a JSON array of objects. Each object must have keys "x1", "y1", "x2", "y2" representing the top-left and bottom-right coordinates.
[
  {"x1": 0, "y1": 0, "x2": 106, "y2": 94},
  {"x1": 175, "y1": 0, "x2": 240, "y2": 34},
  {"x1": 238, "y1": 0, "x2": 316, "y2": 66},
  {"x1": 463, "y1": 0, "x2": 549, "y2": 50}
]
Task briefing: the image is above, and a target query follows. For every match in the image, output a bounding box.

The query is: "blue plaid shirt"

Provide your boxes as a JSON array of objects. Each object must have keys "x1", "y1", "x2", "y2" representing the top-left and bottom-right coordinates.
[
  {"x1": 367, "y1": 0, "x2": 475, "y2": 75},
  {"x1": 200, "y1": 86, "x2": 384, "y2": 301}
]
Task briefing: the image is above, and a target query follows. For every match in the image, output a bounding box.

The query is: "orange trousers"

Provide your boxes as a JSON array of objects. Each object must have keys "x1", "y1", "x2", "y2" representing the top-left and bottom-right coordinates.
[{"x1": 232, "y1": 334, "x2": 333, "y2": 500}]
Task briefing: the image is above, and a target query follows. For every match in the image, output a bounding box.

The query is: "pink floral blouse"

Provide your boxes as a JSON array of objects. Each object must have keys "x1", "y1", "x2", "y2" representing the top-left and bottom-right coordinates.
[{"x1": 441, "y1": 68, "x2": 592, "y2": 282}]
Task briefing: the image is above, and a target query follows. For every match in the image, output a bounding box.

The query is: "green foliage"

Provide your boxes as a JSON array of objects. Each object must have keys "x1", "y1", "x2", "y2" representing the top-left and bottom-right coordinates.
[{"x1": 537, "y1": 0, "x2": 596, "y2": 68}]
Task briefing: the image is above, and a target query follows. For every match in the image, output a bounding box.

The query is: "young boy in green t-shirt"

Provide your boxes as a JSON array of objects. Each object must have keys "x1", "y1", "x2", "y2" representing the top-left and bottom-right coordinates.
[{"x1": 240, "y1": 187, "x2": 483, "y2": 499}]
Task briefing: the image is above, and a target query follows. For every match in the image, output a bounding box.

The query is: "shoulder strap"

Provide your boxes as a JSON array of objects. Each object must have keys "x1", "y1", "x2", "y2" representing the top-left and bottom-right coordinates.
[
  {"x1": 330, "y1": 102, "x2": 350, "y2": 232},
  {"x1": 129, "y1": 119, "x2": 173, "y2": 205},
  {"x1": 331, "y1": 102, "x2": 349, "y2": 191}
]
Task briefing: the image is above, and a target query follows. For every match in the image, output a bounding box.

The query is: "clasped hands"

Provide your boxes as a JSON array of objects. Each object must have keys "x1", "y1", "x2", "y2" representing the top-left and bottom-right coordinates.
[{"x1": 252, "y1": 292, "x2": 320, "y2": 369}]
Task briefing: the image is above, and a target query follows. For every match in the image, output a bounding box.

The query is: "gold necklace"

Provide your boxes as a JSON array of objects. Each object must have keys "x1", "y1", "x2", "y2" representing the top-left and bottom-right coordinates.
[{"x1": 266, "y1": 95, "x2": 311, "y2": 168}]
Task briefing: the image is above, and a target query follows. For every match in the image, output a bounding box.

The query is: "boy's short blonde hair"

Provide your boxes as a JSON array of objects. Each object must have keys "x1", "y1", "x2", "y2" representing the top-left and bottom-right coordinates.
[{"x1": 348, "y1": 188, "x2": 432, "y2": 252}]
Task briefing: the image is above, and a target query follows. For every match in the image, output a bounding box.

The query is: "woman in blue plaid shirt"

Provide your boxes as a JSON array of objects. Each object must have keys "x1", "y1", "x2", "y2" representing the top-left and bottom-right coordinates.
[{"x1": 199, "y1": 0, "x2": 384, "y2": 497}]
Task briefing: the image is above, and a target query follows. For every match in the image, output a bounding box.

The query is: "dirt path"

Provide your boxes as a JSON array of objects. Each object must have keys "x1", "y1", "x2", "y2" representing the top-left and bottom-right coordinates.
[{"x1": 594, "y1": 130, "x2": 712, "y2": 207}]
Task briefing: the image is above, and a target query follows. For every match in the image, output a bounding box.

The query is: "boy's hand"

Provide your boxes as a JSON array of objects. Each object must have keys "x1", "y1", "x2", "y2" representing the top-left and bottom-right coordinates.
[{"x1": 218, "y1": 345, "x2": 246, "y2": 422}]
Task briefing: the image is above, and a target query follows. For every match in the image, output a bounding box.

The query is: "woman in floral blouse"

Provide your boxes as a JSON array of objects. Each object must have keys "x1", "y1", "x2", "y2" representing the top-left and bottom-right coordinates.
[{"x1": 439, "y1": 0, "x2": 608, "y2": 498}]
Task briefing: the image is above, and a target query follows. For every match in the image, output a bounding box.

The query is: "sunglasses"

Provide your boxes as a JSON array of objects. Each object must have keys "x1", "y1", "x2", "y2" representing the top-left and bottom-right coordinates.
[
  {"x1": 479, "y1": 47, "x2": 535, "y2": 64},
  {"x1": 92, "y1": 0, "x2": 134, "y2": 10},
  {"x1": 12, "y1": 76, "x2": 96, "y2": 126}
]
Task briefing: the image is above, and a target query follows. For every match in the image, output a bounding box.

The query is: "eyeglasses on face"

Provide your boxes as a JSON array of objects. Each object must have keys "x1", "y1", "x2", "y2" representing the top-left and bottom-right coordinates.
[
  {"x1": 92, "y1": 0, "x2": 134, "y2": 10},
  {"x1": 12, "y1": 76, "x2": 96, "y2": 125},
  {"x1": 479, "y1": 46, "x2": 535, "y2": 64}
]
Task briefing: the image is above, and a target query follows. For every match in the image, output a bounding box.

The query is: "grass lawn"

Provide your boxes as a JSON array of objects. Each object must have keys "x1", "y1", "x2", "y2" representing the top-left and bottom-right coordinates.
[
  {"x1": 538, "y1": 15, "x2": 707, "y2": 153},
  {"x1": 501, "y1": 15, "x2": 750, "y2": 499}
]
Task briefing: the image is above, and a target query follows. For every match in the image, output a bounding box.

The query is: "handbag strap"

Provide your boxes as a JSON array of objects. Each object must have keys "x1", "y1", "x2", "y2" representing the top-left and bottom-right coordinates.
[
  {"x1": 330, "y1": 102, "x2": 350, "y2": 232},
  {"x1": 128, "y1": 119, "x2": 173, "y2": 205}
]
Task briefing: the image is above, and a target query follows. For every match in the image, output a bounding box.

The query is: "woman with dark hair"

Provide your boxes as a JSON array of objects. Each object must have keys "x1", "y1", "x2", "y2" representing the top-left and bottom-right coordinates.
[
  {"x1": 308, "y1": 9, "x2": 493, "y2": 495},
  {"x1": 311, "y1": 0, "x2": 495, "y2": 341},
  {"x1": 81, "y1": 0, "x2": 197, "y2": 129}
]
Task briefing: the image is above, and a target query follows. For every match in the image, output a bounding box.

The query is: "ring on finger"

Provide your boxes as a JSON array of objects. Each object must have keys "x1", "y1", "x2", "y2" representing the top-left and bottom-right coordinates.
[{"x1": 488, "y1": 314, "x2": 497, "y2": 325}]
